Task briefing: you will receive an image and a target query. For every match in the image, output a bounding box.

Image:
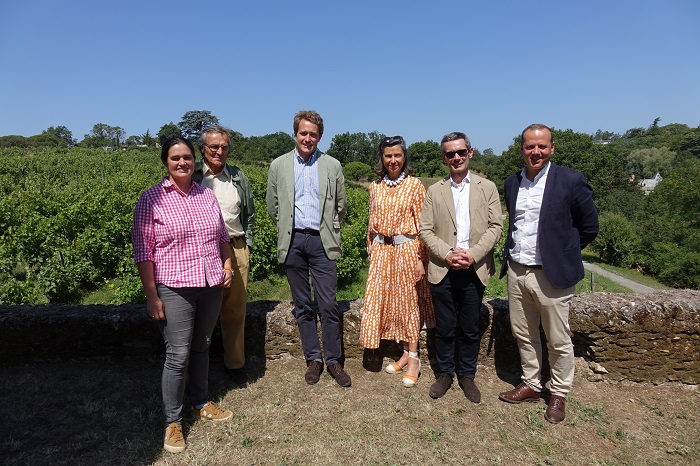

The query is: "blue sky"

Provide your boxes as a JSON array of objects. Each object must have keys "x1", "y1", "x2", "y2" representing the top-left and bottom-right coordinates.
[{"x1": 1, "y1": 1, "x2": 698, "y2": 154}]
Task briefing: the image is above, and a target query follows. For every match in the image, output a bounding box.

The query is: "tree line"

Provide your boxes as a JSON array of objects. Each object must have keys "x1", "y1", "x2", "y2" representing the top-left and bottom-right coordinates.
[{"x1": 0, "y1": 115, "x2": 698, "y2": 303}]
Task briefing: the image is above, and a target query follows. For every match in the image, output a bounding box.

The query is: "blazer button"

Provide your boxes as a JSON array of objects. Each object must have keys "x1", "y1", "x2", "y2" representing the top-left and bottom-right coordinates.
[{"x1": 453, "y1": 232, "x2": 457, "y2": 235}]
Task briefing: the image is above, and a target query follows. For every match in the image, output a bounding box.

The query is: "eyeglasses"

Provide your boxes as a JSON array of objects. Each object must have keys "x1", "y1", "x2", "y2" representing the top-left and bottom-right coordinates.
[
  {"x1": 206, "y1": 144, "x2": 230, "y2": 152},
  {"x1": 443, "y1": 148, "x2": 471, "y2": 159},
  {"x1": 382, "y1": 135, "x2": 404, "y2": 145}
]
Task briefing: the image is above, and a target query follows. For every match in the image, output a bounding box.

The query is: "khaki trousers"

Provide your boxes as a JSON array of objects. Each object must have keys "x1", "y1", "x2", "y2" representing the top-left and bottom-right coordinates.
[
  {"x1": 507, "y1": 261, "x2": 575, "y2": 397},
  {"x1": 221, "y1": 236, "x2": 250, "y2": 370}
]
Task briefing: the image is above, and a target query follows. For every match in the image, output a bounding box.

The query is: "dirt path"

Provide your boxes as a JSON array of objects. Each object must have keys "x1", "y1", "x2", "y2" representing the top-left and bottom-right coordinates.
[{"x1": 583, "y1": 261, "x2": 657, "y2": 294}]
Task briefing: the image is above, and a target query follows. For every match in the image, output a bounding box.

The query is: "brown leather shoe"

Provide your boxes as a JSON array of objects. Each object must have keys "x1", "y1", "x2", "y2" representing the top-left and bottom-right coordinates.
[
  {"x1": 305, "y1": 360, "x2": 323, "y2": 385},
  {"x1": 545, "y1": 395, "x2": 566, "y2": 424},
  {"x1": 498, "y1": 383, "x2": 541, "y2": 404},
  {"x1": 327, "y1": 363, "x2": 352, "y2": 387},
  {"x1": 429, "y1": 373, "x2": 453, "y2": 399},
  {"x1": 458, "y1": 376, "x2": 481, "y2": 404}
]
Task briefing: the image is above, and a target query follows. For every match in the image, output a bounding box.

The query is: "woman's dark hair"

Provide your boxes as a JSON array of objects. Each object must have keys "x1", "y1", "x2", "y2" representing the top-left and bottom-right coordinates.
[
  {"x1": 372, "y1": 135, "x2": 414, "y2": 178},
  {"x1": 160, "y1": 136, "x2": 195, "y2": 164}
]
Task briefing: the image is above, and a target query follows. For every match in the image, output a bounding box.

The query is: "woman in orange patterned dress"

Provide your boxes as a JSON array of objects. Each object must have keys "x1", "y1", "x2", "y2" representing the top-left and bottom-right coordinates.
[{"x1": 359, "y1": 135, "x2": 434, "y2": 387}]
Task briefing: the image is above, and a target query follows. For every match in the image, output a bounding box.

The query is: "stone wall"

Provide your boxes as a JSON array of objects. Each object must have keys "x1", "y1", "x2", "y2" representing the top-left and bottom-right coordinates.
[{"x1": 1, "y1": 291, "x2": 698, "y2": 384}]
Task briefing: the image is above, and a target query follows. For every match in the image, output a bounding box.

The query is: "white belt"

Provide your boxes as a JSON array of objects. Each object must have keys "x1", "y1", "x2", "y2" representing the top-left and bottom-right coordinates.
[{"x1": 372, "y1": 233, "x2": 416, "y2": 246}]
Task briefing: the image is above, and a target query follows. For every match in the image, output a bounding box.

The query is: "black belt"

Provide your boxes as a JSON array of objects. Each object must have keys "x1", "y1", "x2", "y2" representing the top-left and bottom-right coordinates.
[
  {"x1": 510, "y1": 259, "x2": 542, "y2": 270},
  {"x1": 293, "y1": 228, "x2": 320, "y2": 235}
]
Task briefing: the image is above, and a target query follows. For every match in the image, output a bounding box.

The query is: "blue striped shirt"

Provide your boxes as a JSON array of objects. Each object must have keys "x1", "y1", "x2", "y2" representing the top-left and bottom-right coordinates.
[{"x1": 293, "y1": 149, "x2": 321, "y2": 230}]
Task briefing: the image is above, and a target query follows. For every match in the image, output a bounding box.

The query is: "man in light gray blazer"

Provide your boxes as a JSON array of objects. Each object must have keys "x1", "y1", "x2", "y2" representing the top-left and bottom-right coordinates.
[{"x1": 266, "y1": 110, "x2": 350, "y2": 387}]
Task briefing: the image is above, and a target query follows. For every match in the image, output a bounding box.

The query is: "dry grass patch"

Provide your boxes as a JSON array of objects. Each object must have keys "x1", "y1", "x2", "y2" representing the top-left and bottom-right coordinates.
[{"x1": 1, "y1": 355, "x2": 698, "y2": 465}]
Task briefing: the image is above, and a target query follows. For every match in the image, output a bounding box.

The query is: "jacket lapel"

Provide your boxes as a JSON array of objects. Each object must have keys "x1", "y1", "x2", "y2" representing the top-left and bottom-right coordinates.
[{"x1": 438, "y1": 178, "x2": 457, "y2": 228}]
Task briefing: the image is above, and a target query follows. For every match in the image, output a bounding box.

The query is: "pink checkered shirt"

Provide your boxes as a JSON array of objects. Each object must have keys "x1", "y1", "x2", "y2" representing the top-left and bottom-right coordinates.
[{"x1": 132, "y1": 178, "x2": 229, "y2": 288}]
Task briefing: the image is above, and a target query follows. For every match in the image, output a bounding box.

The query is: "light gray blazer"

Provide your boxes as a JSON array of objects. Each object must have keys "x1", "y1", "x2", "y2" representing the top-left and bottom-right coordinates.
[{"x1": 266, "y1": 150, "x2": 347, "y2": 263}]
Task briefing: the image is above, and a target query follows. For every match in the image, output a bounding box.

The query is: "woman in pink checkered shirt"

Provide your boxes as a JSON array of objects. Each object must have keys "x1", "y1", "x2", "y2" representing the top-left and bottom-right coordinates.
[{"x1": 132, "y1": 136, "x2": 234, "y2": 453}]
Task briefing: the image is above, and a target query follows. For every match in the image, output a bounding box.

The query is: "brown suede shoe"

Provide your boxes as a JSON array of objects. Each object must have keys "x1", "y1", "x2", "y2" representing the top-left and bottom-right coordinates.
[
  {"x1": 498, "y1": 383, "x2": 541, "y2": 404},
  {"x1": 545, "y1": 395, "x2": 566, "y2": 424},
  {"x1": 458, "y1": 376, "x2": 481, "y2": 404},
  {"x1": 305, "y1": 360, "x2": 324, "y2": 385},
  {"x1": 327, "y1": 363, "x2": 352, "y2": 387},
  {"x1": 429, "y1": 373, "x2": 453, "y2": 399}
]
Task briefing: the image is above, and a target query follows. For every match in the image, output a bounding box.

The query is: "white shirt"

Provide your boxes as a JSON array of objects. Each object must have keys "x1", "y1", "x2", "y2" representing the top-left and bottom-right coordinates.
[
  {"x1": 509, "y1": 162, "x2": 551, "y2": 266},
  {"x1": 451, "y1": 172, "x2": 471, "y2": 250},
  {"x1": 199, "y1": 164, "x2": 244, "y2": 238}
]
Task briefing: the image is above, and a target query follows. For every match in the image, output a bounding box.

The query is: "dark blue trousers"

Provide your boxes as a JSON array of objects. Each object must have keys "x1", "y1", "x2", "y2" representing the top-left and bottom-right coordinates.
[{"x1": 285, "y1": 231, "x2": 342, "y2": 366}]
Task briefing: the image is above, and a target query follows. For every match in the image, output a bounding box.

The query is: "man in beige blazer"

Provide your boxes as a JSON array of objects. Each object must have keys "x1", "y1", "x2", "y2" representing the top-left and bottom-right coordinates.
[
  {"x1": 420, "y1": 131, "x2": 503, "y2": 402},
  {"x1": 266, "y1": 110, "x2": 350, "y2": 387}
]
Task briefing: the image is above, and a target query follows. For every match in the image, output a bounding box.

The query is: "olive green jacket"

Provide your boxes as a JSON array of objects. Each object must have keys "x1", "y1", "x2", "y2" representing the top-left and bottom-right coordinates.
[{"x1": 266, "y1": 150, "x2": 347, "y2": 263}]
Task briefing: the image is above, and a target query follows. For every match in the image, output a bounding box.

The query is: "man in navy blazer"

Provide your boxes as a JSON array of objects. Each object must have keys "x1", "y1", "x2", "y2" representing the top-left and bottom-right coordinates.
[{"x1": 497, "y1": 124, "x2": 598, "y2": 424}]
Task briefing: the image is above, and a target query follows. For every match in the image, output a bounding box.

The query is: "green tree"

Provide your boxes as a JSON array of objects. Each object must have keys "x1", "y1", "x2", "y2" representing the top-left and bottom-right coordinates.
[
  {"x1": 327, "y1": 131, "x2": 383, "y2": 166},
  {"x1": 177, "y1": 110, "x2": 219, "y2": 141},
  {"x1": 407, "y1": 140, "x2": 444, "y2": 177},
  {"x1": 42, "y1": 126, "x2": 75, "y2": 146},
  {"x1": 157, "y1": 122, "x2": 182, "y2": 145},
  {"x1": 141, "y1": 129, "x2": 156, "y2": 147},
  {"x1": 81, "y1": 123, "x2": 125, "y2": 148},
  {"x1": 27, "y1": 134, "x2": 63, "y2": 147},
  {"x1": 0, "y1": 135, "x2": 28, "y2": 148},
  {"x1": 626, "y1": 147, "x2": 675, "y2": 179},
  {"x1": 344, "y1": 161, "x2": 374, "y2": 181}
]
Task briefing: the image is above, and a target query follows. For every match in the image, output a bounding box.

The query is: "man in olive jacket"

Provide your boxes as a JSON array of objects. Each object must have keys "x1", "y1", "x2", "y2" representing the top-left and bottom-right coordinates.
[{"x1": 266, "y1": 110, "x2": 350, "y2": 387}]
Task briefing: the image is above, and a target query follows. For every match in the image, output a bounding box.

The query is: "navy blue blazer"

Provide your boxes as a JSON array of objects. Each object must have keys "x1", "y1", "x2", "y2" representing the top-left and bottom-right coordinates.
[{"x1": 500, "y1": 163, "x2": 599, "y2": 289}]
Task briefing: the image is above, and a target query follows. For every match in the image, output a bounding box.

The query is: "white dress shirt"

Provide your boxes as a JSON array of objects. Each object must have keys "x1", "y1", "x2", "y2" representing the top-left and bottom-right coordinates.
[
  {"x1": 199, "y1": 164, "x2": 244, "y2": 238},
  {"x1": 508, "y1": 162, "x2": 551, "y2": 266},
  {"x1": 451, "y1": 172, "x2": 471, "y2": 250}
]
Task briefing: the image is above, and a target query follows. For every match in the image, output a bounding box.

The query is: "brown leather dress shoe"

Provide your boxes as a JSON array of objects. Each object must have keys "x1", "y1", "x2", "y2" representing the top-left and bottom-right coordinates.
[
  {"x1": 545, "y1": 395, "x2": 566, "y2": 424},
  {"x1": 498, "y1": 383, "x2": 541, "y2": 404},
  {"x1": 305, "y1": 360, "x2": 324, "y2": 385}
]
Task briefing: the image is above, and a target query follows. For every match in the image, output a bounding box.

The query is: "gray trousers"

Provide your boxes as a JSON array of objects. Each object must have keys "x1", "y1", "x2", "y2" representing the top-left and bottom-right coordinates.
[
  {"x1": 285, "y1": 231, "x2": 342, "y2": 366},
  {"x1": 156, "y1": 284, "x2": 223, "y2": 425}
]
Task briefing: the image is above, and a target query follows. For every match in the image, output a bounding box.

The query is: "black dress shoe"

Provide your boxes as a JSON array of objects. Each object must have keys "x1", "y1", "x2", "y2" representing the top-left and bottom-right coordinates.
[
  {"x1": 305, "y1": 360, "x2": 324, "y2": 385},
  {"x1": 498, "y1": 383, "x2": 541, "y2": 404},
  {"x1": 327, "y1": 363, "x2": 352, "y2": 387},
  {"x1": 226, "y1": 367, "x2": 247, "y2": 386},
  {"x1": 458, "y1": 376, "x2": 481, "y2": 404},
  {"x1": 429, "y1": 373, "x2": 453, "y2": 399}
]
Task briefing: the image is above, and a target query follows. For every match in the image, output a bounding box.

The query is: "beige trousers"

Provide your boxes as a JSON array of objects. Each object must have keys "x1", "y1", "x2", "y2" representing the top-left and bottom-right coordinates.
[
  {"x1": 507, "y1": 261, "x2": 575, "y2": 397},
  {"x1": 221, "y1": 236, "x2": 250, "y2": 370}
]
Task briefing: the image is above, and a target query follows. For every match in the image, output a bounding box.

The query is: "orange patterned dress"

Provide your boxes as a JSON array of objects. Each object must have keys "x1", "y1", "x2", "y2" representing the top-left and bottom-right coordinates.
[{"x1": 359, "y1": 175, "x2": 435, "y2": 349}]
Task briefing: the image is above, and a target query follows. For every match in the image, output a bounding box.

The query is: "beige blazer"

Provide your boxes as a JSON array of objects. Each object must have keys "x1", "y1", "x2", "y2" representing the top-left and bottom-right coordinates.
[
  {"x1": 419, "y1": 172, "x2": 503, "y2": 286},
  {"x1": 266, "y1": 150, "x2": 347, "y2": 263}
]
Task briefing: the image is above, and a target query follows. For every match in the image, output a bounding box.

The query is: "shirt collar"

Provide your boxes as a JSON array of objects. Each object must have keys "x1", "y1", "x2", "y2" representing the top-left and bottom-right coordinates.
[
  {"x1": 294, "y1": 148, "x2": 319, "y2": 164},
  {"x1": 520, "y1": 161, "x2": 551, "y2": 185},
  {"x1": 203, "y1": 162, "x2": 230, "y2": 179},
  {"x1": 450, "y1": 171, "x2": 471, "y2": 189}
]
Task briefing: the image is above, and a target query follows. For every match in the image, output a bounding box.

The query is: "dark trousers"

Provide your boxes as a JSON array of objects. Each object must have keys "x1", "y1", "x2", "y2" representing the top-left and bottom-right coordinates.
[
  {"x1": 285, "y1": 231, "x2": 342, "y2": 366},
  {"x1": 430, "y1": 267, "x2": 485, "y2": 378}
]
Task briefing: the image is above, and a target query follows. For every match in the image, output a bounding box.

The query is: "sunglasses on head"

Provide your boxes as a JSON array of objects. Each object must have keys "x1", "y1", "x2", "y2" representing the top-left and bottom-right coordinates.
[
  {"x1": 382, "y1": 135, "x2": 404, "y2": 145},
  {"x1": 443, "y1": 148, "x2": 470, "y2": 159}
]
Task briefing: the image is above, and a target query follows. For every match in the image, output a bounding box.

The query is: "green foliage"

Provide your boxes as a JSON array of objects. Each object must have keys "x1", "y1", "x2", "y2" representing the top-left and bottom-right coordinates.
[
  {"x1": 177, "y1": 110, "x2": 219, "y2": 141},
  {"x1": 327, "y1": 131, "x2": 384, "y2": 166},
  {"x1": 0, "y1": 135, "x2": 29, "y2": 148},
  {"x1": 408, "y1": 140, "x2": 446, "y2": 177},
  {"x1": 626, "y1": 147, "x2": 675, "y2": 179},
  {"x1": 235, "y1": 132, "x2": 295, "y2": 164},
  {"x1": 591, "y1": 212, "x2": 641, "y2": 268},
  {"x1": 157, "y1": 122, "x2": 181, "y2": 145},
  {"x1": 81, "y1": 123, "x2": 125, "y2": 148},
  {"x1": 43, "y1": 125, "x2": 75, "y2": 146},
  {"x1": 343, "y1": 161, "x2": 374, "y2": 181}
]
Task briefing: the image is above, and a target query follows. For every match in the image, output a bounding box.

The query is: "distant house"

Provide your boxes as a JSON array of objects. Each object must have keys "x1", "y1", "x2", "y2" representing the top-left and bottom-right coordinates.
[{"x1": 639, "y1": 173, "x2": 663, "y2": 194}]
